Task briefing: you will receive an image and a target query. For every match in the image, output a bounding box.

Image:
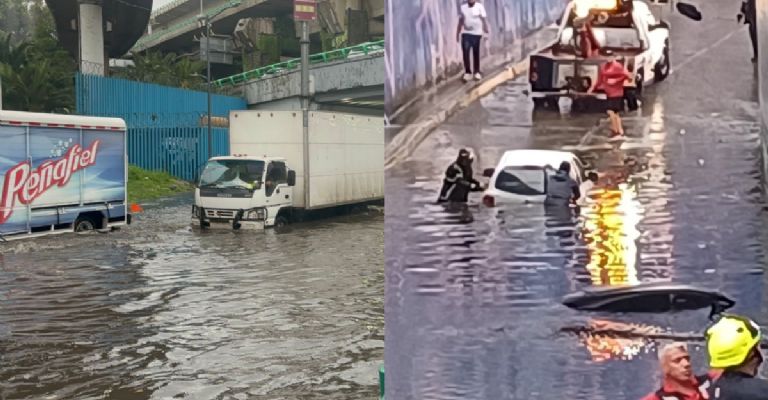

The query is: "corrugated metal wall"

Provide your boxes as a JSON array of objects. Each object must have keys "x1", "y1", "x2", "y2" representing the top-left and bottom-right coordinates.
[{"x1": 75, "y1": 73, "x2": 247, "y2": 181}]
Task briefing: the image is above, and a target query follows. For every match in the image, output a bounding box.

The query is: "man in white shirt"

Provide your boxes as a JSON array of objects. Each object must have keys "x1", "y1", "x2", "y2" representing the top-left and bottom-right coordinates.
[{"x1": 456, "y1": 0, "x2": 489, "y2": 82}]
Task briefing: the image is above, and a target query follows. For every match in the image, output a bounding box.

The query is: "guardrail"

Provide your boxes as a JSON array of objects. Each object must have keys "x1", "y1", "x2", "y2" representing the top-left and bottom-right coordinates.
[{"x1": 211, "y1": 39, "x2": 385, "y2": 88}]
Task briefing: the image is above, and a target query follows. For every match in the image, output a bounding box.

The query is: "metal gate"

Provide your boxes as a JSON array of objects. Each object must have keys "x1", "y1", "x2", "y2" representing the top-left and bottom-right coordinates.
[{"x1": 75, "y1": 72, "x2": 247, "y2": 181}]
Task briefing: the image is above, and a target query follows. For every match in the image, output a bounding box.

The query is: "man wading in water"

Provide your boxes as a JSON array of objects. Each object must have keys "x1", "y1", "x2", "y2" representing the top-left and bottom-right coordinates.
[{"x1": 438, "y1": 149, "x2": 483, "y2": 203}]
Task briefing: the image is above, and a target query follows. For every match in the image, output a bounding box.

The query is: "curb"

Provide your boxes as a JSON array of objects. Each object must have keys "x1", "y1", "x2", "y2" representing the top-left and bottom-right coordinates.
[{"x1": 384, "y1": 30, "x2": 557, "y2": 171}]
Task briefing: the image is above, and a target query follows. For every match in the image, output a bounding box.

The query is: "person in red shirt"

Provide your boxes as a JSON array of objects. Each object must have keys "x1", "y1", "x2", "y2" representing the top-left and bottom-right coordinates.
[
  {"x1": 588, "y1": 49, "x2": 633, "y2": 137},
  {"x1": 641, "y1": 342, "x2": 718, "y2": 400},
  {"x1": 574, "y1": 12, "x2": 604, "y2": 58}
]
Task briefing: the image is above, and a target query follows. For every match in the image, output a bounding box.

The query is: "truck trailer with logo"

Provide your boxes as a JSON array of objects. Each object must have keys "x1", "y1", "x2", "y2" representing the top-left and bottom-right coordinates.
[
  {"x1": 192, "y1": 110, "x2": 383, "y2": 229},
  {"x1": 0, "y1": 110, "x2": 130, "y2": 241}
]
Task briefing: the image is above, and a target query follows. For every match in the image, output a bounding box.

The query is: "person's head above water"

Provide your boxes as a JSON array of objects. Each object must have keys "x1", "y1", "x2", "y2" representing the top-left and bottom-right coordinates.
[
  {"x1": 706, "y1": 314, "x2": 764, "y2": 376},
  {"x1": 457, "y1": 149, "x2": 474, "y2": 167},
  {"x1": 659, "y1": 342, "x2": 693, "y2": 382}
]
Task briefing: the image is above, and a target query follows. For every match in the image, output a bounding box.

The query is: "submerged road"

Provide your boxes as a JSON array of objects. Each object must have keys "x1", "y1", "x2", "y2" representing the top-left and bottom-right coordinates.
[
  {"x1": 386, "y1": 1, "x2": 768, "y2": 399},
  {"x1": 0, "y1": 195, "x2": 383, "y2": 399}
]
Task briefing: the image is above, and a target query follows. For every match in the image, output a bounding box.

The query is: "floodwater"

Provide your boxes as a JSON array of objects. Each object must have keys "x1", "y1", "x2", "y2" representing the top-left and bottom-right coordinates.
[
  {"x1": 385, "y1": 2, "x2": 768, "y2": 399},
  {"x1": 0, "y1": 194, "x2": 384, "y2": 399}
]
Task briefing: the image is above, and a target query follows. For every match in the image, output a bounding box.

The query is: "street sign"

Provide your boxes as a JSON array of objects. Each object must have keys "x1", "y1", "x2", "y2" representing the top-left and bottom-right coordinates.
[{"x1": 294, "y1": 0, "x2": 317, "y2": 21}]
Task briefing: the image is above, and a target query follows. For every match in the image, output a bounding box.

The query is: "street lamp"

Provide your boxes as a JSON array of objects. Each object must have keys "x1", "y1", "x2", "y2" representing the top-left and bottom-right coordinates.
[{"x1": 197, "y1": 0, "x2": 242, "y2": 158}]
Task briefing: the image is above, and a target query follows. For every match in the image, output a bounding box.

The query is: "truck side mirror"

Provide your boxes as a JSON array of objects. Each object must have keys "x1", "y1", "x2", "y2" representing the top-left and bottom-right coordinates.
[
  {"x1": 287, "y1": 170, "x2": 296, "y2": 186},
  {"x1": 483, "y1": 168, "x2": 494, "y2": 178}
]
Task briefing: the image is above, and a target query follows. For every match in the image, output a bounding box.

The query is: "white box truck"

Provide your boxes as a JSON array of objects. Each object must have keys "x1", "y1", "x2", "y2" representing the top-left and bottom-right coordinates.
[
  {"x1": 0, "y1": 110, "x2": 130, "y2": 241},
  {"x1": 191, "y1": 110, "x2": 383, "y2": 229}
]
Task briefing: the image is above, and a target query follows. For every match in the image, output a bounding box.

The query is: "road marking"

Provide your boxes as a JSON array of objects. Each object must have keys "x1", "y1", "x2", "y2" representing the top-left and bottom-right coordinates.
[{"x1": 670, "y1": 27, "x2": 743, "y2": 75}]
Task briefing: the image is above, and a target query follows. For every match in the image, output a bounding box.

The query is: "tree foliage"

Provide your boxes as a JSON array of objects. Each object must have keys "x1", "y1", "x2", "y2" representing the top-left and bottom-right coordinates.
[
  {"x1": 0, "y1": 0, "x2": 75, "y2": 112},
  {"x1": 114, "y1": 50, "x2": 207, "y2": 89}
]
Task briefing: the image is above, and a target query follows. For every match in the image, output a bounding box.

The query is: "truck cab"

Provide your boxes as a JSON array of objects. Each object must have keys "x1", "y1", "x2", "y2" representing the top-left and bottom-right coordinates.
[
  {"x1": 528, "y1": 0, "x2": 671, "y2": 110},
  {"x1": 192, "y1": 155, "x2": 297, "y2": 229}
]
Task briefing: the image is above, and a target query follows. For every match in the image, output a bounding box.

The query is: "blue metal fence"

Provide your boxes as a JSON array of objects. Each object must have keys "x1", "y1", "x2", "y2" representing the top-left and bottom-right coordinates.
[{"x1": 75, "y1": 73, "x2": 247, "y2": 181}]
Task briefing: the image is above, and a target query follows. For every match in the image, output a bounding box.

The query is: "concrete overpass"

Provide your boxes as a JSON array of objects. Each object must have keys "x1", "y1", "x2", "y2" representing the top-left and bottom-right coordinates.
[
  {"x1": 213, "y1": 40, "x2": 383, "y2": 115},
  {"x1": 135, "y1": 0, "x2": 384, "y2": 55}
]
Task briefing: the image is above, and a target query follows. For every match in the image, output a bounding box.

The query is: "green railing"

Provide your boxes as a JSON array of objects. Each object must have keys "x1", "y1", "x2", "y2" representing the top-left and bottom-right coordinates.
[
  {"x1": 211, "y1": 39, "x2": 385, "y2": 88},
  {"x1": 135, "y1": 0, "x2": 243, "y2": 51}
]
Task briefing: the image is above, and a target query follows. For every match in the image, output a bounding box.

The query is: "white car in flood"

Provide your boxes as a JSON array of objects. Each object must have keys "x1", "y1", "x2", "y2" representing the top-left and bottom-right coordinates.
[{"x1": 481, "y1": 150, "x2": 588, "y2": 206}]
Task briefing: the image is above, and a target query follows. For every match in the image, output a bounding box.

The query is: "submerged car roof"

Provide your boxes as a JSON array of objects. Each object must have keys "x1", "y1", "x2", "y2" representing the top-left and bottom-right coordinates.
[{"x1": 498, "y1": 150, "x2": 577, "y2": 168}]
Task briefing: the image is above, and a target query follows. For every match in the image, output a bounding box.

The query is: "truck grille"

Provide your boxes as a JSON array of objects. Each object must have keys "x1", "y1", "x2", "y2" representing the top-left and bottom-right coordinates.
[{"x1": 205, "y1": 209, "x2": 236, "y2": 219}]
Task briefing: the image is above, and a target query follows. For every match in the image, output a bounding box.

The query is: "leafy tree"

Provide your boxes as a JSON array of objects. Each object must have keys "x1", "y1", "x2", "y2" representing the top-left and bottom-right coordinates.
[
  {"x1": 0, "y1": 3, "x2": 75, "y2": 113},
  {"x1": 0, "y1": 0, "x2": 33, "y2": 45},
  {"x1": 114, "y1": 50, "x2": 206, "y2": 89}
]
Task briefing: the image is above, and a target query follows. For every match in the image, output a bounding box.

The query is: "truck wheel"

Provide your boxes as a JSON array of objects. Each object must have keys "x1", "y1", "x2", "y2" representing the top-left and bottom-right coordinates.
[
  {"x1": 654, "y1": 45, "x2": 670, "y2": 82},
  {"x1": 74, "y1": 215, "x2": 97, "y2": 232},
  {"x1": 275, "y1": 216, "x2": 288, "y2": 228}
]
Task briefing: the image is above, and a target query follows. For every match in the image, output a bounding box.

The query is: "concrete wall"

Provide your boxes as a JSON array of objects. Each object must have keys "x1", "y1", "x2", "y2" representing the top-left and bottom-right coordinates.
[
  {"x1": 759, "y1": 0, "x2": 768, "y2": 178},
  {"x1": 244, "y1": 55, "x2": 384, "y2": 105},
  {"x1": 385, "y1": 0, "x2": 566, "y2": 115}
]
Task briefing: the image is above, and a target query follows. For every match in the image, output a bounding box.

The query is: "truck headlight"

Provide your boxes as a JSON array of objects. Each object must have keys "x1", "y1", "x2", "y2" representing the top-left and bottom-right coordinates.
[
  {"x1": 192, "y1": 205, "x2": 200, "y2": 218},
  {"x1": 244, "y1": 209, "x2": 265, "y2": 220}
]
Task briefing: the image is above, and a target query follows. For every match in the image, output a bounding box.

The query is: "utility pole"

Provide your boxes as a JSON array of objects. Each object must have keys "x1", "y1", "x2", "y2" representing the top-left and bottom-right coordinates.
[
  {"x1": 197, "y1": 0, "x2": 242, "y2": 159},
  {"x1": 207, "y1": 20, "x2": 212, "y2": 158},
  {"x1": 301, "y1": 19, "x2": 310, "y2": 209},
  {"x1": 294, "y1": 0, "x2": 316, "y2": 208}
]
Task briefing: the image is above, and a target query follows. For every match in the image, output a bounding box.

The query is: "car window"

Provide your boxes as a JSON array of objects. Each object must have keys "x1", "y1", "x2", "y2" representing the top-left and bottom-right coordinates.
[{"x1": 494, "y1": 166, "x2": 547, "y2": 195}]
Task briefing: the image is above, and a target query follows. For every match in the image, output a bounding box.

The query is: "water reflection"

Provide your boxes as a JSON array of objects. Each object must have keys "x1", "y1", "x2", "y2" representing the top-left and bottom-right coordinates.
[
  {"x1": 0, "y1": 199, "x2": 384, "y2": 399},
  {"x1": 582, "y1": 185, "x2": 642, "y2": 286}
]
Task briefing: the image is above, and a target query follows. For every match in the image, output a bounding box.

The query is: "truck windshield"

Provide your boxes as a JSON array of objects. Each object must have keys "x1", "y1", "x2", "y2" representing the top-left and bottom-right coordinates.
[{"x1": 199, "y1": 160, "x2": 265, "y2": 189}]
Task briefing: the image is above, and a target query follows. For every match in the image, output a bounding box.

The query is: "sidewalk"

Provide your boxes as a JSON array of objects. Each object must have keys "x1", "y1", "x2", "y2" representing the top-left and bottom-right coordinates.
[{"x1": 385, "y1": 26, "x2": 559, "y2": 170}]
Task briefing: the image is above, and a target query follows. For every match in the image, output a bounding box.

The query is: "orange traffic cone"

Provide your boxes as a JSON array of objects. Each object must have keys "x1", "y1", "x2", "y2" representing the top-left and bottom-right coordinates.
[{"x1": 130, "y1": 203, "x2": 144, "y2": 213}]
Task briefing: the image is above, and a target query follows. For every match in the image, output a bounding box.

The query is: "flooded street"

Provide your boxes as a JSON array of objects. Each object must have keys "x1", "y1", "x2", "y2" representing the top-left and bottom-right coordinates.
[
  {"x1": 385, "y1": 1, "x2": 768, "y2": 399},
  {"x1": 0, "y1": 194, "x2": 383, "y2": 399}
]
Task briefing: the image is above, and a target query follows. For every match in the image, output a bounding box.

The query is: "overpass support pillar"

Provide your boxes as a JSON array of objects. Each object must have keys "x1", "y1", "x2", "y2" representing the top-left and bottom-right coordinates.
[{"x1": 78, "y1": 0, "x2": 106, "y2": 76}]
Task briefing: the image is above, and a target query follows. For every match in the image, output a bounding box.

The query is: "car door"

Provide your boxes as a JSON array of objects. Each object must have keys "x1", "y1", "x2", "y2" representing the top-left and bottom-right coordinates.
[{"x1": 263, "y1": 161, "x2": 292, "y2": 221}]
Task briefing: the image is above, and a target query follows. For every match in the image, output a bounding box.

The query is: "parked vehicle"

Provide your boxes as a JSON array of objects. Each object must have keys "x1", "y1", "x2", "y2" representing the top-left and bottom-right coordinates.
[
  {"x1": 0, "y1": 110, "x2": 130, "y2": 240},
  {"x1": 480, "y1": 149, "x2": 590, "y2": 206},
  {"x1": 192, "y1": 110, "x2": 384, "y2": 229},
  {"x1": 528, "y1": 0, "x2": 671, "y2": 110}
]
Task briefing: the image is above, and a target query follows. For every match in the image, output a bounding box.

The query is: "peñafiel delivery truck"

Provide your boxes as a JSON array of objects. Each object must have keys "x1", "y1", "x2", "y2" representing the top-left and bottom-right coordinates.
[
  {"x1": 0, "y1": 110, "x2": 130, "y2": 241},
  {"x1": 192, "y1": 110, "x2": 383, "y2": 229}
]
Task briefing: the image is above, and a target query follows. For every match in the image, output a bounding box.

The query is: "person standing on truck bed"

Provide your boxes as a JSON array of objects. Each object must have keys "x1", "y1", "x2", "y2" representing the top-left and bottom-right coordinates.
[
  {"x1": 456, "y1": 0, "x2": 489, "y2": 82},
  {"x1": 738, "y1": 0, "x2": 757, "y2": 62},
  {"x1": 588, "y1": 50, "x2": 634, "y2": 137},
  {"x1": 574, "y1": 12, "x2": 604, "y2": 58}
]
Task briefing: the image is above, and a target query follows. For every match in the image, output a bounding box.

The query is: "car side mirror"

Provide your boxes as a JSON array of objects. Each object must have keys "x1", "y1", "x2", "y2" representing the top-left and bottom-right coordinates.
[
  {"x1": 483, "y1": 168, "x2": 494, "y2": 178},
  {"x1": 287, "y1": 170, "x2": 296, "y2": 186}
]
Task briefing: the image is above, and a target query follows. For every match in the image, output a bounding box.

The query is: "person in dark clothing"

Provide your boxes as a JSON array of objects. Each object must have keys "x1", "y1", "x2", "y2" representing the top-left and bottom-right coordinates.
[
  {"x1": 705, "y1": 314, "x2": 768, "y2": 399},
  {"x1": 437, "y1": 149, "x2": 483, "y2": 203},
  {"x1": 739, "y1": 0, "x2": 757, "y2": 62},
  {"x1": 545, "y1": 161, "x2": 580, "y2": 205}
]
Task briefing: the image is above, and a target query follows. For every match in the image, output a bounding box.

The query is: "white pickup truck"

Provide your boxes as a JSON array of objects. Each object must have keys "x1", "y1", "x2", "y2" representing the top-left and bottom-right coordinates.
[{"x1": 528, "y1": 0, "x2": 672, "y2": 110}]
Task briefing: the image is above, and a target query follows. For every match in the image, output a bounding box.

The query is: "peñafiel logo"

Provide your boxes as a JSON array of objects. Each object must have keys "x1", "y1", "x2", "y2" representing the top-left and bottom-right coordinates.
[{"x1": 0, "y1": 140, "x2": 100, "y2": 224}]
